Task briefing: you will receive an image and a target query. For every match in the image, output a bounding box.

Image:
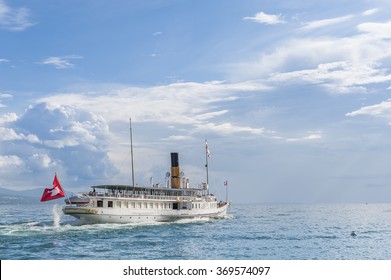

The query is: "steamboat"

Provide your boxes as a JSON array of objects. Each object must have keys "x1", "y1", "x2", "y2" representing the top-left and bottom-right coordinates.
[{"x1": 62, "y1": 120, "x2": 230, "y2": 224}]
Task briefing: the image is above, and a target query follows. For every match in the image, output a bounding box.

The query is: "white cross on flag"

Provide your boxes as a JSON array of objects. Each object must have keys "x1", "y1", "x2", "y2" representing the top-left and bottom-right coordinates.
[{"x1": 40, "y1": 174, "x2": 65, "y2": 202}]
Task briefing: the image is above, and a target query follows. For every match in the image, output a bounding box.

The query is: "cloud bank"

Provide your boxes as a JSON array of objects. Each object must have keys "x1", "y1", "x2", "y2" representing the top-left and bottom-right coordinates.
[{"x1": 0, "y1": 102, "x2": 117, "y2": 189}]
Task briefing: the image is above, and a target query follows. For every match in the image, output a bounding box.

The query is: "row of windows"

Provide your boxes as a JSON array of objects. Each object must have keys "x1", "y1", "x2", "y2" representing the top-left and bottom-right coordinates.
[
  {"x1": 95, "y1": 200, "x2": 214, "y2": 209},
  {"x1": 96, "y1": 201, "x2": 173, "y2": 209}
]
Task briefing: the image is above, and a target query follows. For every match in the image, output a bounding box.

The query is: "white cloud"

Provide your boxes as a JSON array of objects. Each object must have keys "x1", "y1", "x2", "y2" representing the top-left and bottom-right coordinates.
[
  {"x1": 41, "y1": 55, "x2": 83, "y2": 69},
  {"x1": 0, "y1": 92, "x2": 12, "y2": 108},
  {"x1": 162, "y1": 135, "x2": 191, "y2": 141},
  {"x1": 0, "y1": 58, "x2": 9, "y2": 63},
  {"x1": 270, "y1": 61, "x2": 391, "y2": 94},
  {"x1": 0, "y1": 93, "x2": 12, "y2": 98},
  {"x1": 362, "y1": 8, "x2": 379, "y2": 16},
  {"x1": 300, "y1": 15, "x2": 354, "y2": 31},
  {"x1": 16, "y1": 102, "x2": 110, "y2": 149},
  {"x1": 0, "y1": 155, "x2": 23, "y2": 170},
  {"x1": 42, "y1": 139, "x2": 79, "y2": 149},
  {"x1": 37, "y1": 80, "x2": 269, "y2": 135},
  {"x1": 195, "y1": 110, "x2": 229, "y2": 121},
  {"x1": 232, "y1": 17, "x2": 391, "y2": 94},
  {"x1": 243, "y1": 11, "x2": 285, "y2": 25},
  {"x1": 0, "y1": 102, "x2": 118, "y2": 187},
  {"x1": 0, "y1": 112, "x2": 18, "y2": 125},
  {"x1": 304, "y1": 134, "x2": 322, "y2": 140},
  {"x1": 0, "y1": 0, "x2": 34, "y2": 31},
  {"x1": 286, "y1": 132, "x2": 322, "y2": 142},
  {"x1": 0, "y1": 154, "x2": 27, "y2": 187},
  {"x1": 230, "y1": 38, "x2": 344, "y2": 81},
  {"x1": 0, "y1": 127, "x2": 40, "y2": 143},
  {"x1": 357, "y1": 20, "x2": 391, "y2": 39},
  {"x1": 346, "y1": 99, "x2": 391, "y2": 118},
  {"x1": 196, "y1": 122, "x2": 264, "y2": 135},
  {"x1": 28, "y1": 153, "x2": 56, "y2": 170}
]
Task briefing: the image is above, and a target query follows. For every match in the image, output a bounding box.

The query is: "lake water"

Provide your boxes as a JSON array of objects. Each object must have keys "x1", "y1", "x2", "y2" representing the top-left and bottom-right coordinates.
[{"x1": 1, "y1": 203, "x2": 391, "y2": 259}]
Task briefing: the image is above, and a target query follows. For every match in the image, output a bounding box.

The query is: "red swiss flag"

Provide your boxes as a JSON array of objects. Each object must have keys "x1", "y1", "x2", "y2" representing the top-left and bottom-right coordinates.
[{"x1": 40, "y1": 174, "x2": 65, "y2": 202}]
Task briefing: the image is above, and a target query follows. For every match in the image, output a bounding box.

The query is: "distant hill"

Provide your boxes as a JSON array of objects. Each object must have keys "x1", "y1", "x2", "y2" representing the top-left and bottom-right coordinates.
[
  {"x1": 0, "y1": 187, "x2": 44, "y2": 197},
  {"x1": 0, "y1": 187, "x2": 79, "y2": 205},
  {"x1": 0, "y1": 187, "x2": 48, "y2": 205}
]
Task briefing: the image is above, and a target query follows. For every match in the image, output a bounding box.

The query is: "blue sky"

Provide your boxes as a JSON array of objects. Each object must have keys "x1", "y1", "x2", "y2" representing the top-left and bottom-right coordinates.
[{"x1": 2, "y1": 0, "x2": 391, "y2": 203}]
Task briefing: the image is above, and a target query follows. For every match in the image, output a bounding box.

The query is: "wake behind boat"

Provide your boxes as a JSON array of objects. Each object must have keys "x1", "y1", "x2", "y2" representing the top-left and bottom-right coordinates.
[{"x1": 62, "y1": 152, "x2": 230, "y2": 224}]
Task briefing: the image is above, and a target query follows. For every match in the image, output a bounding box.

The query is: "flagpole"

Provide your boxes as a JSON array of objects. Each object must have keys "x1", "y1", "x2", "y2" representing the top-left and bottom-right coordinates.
[
  {"x1": 56, "y1": 172, "x2": 72, "y2": 204},
  {"x1": 226, "y1": 181, "x2": 228, "y2": 202},
  {"x1": 63, "y1": 189, "x2": 72, "y2": 205}
]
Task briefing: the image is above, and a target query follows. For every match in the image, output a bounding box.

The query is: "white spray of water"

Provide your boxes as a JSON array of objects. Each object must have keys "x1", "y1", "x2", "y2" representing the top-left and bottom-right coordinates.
[{"x1": 52, "y1": 204, "x2": 63, "y2": 228}]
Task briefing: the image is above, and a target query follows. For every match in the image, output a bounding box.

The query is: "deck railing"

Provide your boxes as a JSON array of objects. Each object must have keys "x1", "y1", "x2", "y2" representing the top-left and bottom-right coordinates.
[{"x1": 83, "y1": 192, "x2": 213, "y2": 202}]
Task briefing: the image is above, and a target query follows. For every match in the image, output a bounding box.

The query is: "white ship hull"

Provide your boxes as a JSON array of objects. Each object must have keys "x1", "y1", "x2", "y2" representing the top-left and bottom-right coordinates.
[
  {"x1": 63, "y1": 203, "x2": 229, "y2": 224},
  {"x1": 62, "y1": 184, "x2": 230, "y2": 224}
]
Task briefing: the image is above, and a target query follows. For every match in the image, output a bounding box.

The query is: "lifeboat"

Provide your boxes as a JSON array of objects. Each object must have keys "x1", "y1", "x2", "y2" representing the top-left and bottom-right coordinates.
[{"x1": 65, "y1": 194, "x2": 90, "y2": 205}]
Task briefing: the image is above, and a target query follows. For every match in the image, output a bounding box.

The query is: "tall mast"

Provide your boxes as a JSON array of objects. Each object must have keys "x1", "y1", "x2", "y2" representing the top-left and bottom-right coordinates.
[
  {"x1": 205, "y1": 139, "x2": 209, "y2": 190},
  {"x1": 130, "y1": 118, "x2": 135, "y2": 189}
]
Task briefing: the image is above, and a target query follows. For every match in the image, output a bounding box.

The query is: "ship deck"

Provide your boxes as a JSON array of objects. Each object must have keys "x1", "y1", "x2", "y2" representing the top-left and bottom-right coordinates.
[{"x1": 86, "y1": 184, "x2": 208, "y2": 199}]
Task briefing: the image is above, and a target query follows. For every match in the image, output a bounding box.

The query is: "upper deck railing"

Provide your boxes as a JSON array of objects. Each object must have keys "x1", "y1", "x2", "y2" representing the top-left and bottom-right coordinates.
[{"x1": 83, "y1": 191, "x2": 212, "y2": 202}]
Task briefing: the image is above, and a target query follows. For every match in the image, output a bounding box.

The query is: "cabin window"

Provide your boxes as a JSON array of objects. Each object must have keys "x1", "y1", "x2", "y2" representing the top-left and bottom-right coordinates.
[
  {"x1": 173, "y1": 202, "x2": 179, "y2": 210},
  {"x1": 108, "y1": 201, "x2": 113, "y2": 208},
  {"x1": 97, "y1": 201, "x2": 103, "y2": 207},
  {"x1": 124, "y1": 202, "x2": 128, "y2": 208},
  {"x1": 116, "y1": 201, "x2": 121, "y2": 208}
]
